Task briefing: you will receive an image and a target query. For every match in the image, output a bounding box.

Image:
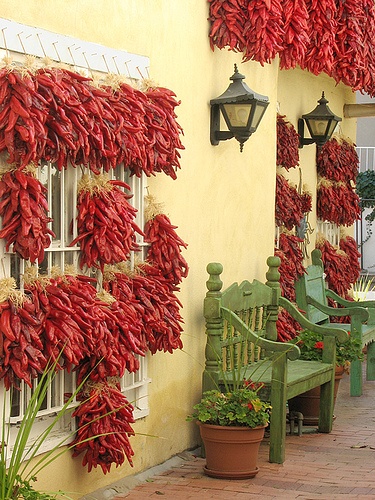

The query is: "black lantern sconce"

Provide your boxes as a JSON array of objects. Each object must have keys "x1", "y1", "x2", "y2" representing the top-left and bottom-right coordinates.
[
  {"x1": 210, "y1": 64, "x2": 269, "y2": 152},
  {"x1": 298, "y1": 92, "x2": 342, "y2": 148}
]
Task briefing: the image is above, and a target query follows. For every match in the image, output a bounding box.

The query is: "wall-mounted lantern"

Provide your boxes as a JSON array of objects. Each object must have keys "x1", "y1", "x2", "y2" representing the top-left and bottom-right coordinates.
[
  {"x1": 210, "y1": 64, "x2": 269, "y2": 152},
  {"x1": 298, "y1": 92, "x2": 342, "y2": 148}
]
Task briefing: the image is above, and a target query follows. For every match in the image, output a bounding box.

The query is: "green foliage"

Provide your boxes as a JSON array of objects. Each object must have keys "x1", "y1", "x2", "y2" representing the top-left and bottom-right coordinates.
[
  {"x1": 187, "y1": 382, "x2": 271, "y2": 428},
  {"x1": 356, "y1": 170, "x2": 375, "y2": 210},
  {"x1": 356, "y1": 171, "x2": 375, "y2": 242},
  {"x1": 0, "y1": 360, "x2": 82, "y2": 500},
  {"x1": 2, "y1": 475, "x2": 59, "y2": 500},
  {"x1": 293, "y1": 329, "x2": 364, "y2": 368}
]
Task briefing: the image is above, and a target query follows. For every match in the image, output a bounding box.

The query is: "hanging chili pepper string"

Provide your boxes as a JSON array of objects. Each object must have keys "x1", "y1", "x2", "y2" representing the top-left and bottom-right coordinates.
[
  {"x1": 144, "y1": 212, "x2": 189, "y2": 287},
  {"x1": 279, "y1": 0, "x2": 309, "y2": 70},
  {"x1": 275, "y1": 232, "x2": 306, "y2": 302},
  {"x1": 69, "y1": 174, "x2": 144, "y2": 271},
  {"x1": 0, "y1": 64, "x2": 185, "y2": 177},
  {"x1": 276, "y1": 114, "x2": 299, "y2": 170},
  {"x1": 0, "y1": 280, "x2": 47, "y2": 390},
  {"x1": 275, "y1": 173, "x2": 304, "y2": 230},
  {"x1": 71, "y1": 378, "x2": 135, "y2": 473},
  {"x1": 0, "y1": 165, "x2": 55, "y2": 264}
]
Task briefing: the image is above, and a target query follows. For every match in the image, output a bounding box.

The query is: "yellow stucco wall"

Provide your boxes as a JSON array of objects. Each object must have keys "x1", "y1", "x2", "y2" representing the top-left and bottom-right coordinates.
[{"x1": 0, "y1": 1, "x2": 357, "y2": 497}]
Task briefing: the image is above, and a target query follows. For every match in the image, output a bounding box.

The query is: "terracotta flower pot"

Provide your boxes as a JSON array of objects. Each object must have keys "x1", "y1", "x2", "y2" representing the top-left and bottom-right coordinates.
[
  {"x1": 198, "y1": 422, "x2": 267, "y2": 479},
  {"x1": 288, "y1": 366, "x2": 345, "y2": 426}
]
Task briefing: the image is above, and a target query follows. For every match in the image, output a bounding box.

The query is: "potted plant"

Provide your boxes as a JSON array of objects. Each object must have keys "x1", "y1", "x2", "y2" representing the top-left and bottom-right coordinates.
[
  {"x1": 288, "y1": 330, "x2": 364, "y2": 425},
  {"x1": 187, "y1": 380, "x2": 271, "y2": 479}
]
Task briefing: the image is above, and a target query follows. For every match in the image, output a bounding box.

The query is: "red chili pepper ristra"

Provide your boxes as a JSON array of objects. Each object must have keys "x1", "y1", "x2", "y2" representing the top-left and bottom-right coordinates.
[
  {"x1": 275, "y1": 232, "x2": 306, "y2": 302},
  {"x1": 144, "y1": 212, "x2": 188, "y2": 287},
  {"x1": 339, "y1": 236, "x2": 361, "y2": 285},
  {"x1": 242, "y1": 0, "x2": 284, "y2": 65},
  {"x1": 131, "y1": 85, "x2": 185, "y2": 179},
  {"x1": 207, "y1": 0, "x2": 248, "y2": 53},
  {"x1": 0, "y1": 67, "x2": 48, "y2": 167},
  {"x1": 103, "y1": 262, "x2": 184, "y2": 355},
  {"x1": 0, "y1": 283, "x2": 47, "y2": 390},
  {"x1": 0, "y1": 166, "x2": 55, "y2": 263},
  {"x1": 276, "y1": 308, "x2": 302, "y2": 342},
  {"x1": 317, "y1": 178, "x2": 361, "y2": 227},
  {"x1": 315, "y1": 236, "x2": 357, "y2": 300},
  {"x1": 301, "y1": 0, "x2": 338, "y2": 76},
  {"x1": 317, "y1": 138, "x2": 359, "y2": 183},
  {"x1": 279, "y1": 0, "x2": 309, "y2": 70},
  {"x1": 332, "y1": 0, "x2": 370, "y2": 91},
  {"x1": 71, "y1": 379, "x2": 135, "y2": 473},
  {"x1": 275, "y1": 174, "x2": 304, "y2": 230},
  {"x1": 276, "y1": 114, "x2": 300, "y2": 170},
  {"x1": 69, "y1": 174, "x2": 143, "y2": 271}
]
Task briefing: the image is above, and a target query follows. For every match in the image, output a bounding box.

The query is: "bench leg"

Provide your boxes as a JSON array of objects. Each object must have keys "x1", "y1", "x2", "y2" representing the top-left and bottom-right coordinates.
[
  {"x1": 366, "y1": 341, "x2": 375, "y2": 381},
  {"x1": 350, "y1": 358, "x2": 363, "y2": 397},
  {"x1": 269, "y1": 359, "x2": 287, "y2": 464},
  {"x1": 318, "y1": 379, "x2": 334, "y2": 433}
]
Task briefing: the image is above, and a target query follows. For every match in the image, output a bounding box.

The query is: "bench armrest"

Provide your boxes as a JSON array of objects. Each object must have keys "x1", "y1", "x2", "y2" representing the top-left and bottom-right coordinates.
[
  {"x1": 221, "y1": 307, "x2": 300, "y2": 360},
  {"x1": 279, "y1": 297, "x2": 349, "y2": 344},
  {"x1": 326, "y1": 289, "x2": 375, "y2": 310},
  {"x1": 306, "y1": 295, "x2": 369, "y2": 322}
]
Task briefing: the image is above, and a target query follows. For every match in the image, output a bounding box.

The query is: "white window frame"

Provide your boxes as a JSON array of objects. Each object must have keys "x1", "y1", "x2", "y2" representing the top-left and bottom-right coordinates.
[{"x1": 317, "y1": 220, "x2": 341, "y2": 247}]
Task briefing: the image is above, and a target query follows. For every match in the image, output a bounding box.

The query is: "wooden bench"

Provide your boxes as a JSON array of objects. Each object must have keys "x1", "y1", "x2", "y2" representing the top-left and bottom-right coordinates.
[
  {"x1": 295, "y1": 248, "x2": 375, "y2": 397},
  {"x1": 203, "y1": 256, "x2": 348, "y2": 464}
]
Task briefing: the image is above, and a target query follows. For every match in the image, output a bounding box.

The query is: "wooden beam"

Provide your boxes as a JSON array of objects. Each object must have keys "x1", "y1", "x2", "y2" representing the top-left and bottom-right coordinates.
[{"x1": 344, "y1": 103, "x2": 375, "y2": 118}]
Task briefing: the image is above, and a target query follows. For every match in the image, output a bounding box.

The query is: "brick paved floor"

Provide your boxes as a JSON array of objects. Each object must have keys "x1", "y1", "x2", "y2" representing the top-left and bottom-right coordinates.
[{"x1": 107, "y1": 371, "x2": 375, "y2": 499}]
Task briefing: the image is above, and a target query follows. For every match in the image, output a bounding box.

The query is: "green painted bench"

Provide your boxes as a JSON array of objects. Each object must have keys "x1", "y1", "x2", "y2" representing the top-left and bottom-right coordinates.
[
  {"x1": 203, "y1": 256, "x2": 348, "y2": 464},
  {"x1": 295, "y1": 248, "x2": 375, "y2": 397}
]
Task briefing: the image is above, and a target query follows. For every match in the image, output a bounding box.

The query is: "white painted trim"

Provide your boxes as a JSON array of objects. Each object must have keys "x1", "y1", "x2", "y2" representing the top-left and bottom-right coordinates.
[{"x1": 0, "y1": 17, "x2": 149, "y2": 78}]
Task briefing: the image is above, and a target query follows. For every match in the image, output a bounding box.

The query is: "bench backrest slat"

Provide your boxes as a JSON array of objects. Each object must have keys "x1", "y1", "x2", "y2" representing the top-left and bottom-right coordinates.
[
  {"x1": 203, "y1": 258, "x2": 283, "y2": 391},
  {"x1": 295, "y1": 249, "x2": 330, "y2": 324}
]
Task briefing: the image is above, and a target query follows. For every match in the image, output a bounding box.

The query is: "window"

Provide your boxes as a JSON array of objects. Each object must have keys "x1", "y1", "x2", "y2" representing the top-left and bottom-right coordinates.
[
  {"x1": 317, "y1": 220, "x2": 340, "y2": 247},
  {"x1": 1, "y1": 161, "x2": 150, "y2": 452}
]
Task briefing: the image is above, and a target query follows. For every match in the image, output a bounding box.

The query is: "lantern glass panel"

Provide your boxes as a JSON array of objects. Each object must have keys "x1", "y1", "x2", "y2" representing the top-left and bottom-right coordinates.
[
  {"x1": 308, "y1": 119, "x2": 329, "y2": 137},
  {"x1": 327, "y1": 120, "x2": 338, "y2": 138},
  {"x1": 223, "y1": 103, "x2": 252, "y2": 128},
  {"x1": 252, "y1": 104, "x2": 267, "y2": 130}
]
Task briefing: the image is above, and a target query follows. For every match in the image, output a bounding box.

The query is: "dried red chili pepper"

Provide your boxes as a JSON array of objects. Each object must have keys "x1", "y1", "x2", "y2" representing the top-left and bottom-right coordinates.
[
  {"x1": 276, "y1": 308, "x2": 302, "y2": 342},
  {"x1": 275, "y1": 174, "x2": 304, "y2": 230},
  {"x1": 339, "y1": 235, "x2": 361, "y2": 285},
  {"x1": 69, "y1": 174, "x2": 143, "y2": 270},
  {"x1": 317, "y1": 178, "x2": 361, "y2": 226},
  {"x1": 0, "y1": 284, "x2": 46, "y2": 390},
  {"x1": 316, "y1": 237, "x2": 352, "y2": 298},
  {"x1": 279, "y1": 0, "x2": 309, "y2": 70},
  {"x1": 71, "y1": 379, "x2": 135, "y2": 473},
  {"x1": 301, "y1": 0, "x2": 338, "y2": 76},
  {"x1": 275, "y1": 232, "x2": 306, "y2": 301},
  {"x1": 208, "y1": 0, "x2": 248, "y2": 53},
  {"x1": 0, "y1": 166, "x2": 55, "y2": 263},
  {"x1": 242, "y1": 0, "x2": 284, "y2": 65},
  {"x1": 131, "y1": 85, "x2": 184, "y2": 179},
  {"x1": 144, "y1": 211, "x2": 188, "y2": 287},
  {"x1": 276, "y1": 114, "x2": 299, "y2": 170},
  {"x1": 103, "y1": 263, "x2": 184, "y2": 355},
  {"x1": 332, "y1": 0, "x2": 375, "y2": 95},
  {"x1": 317, "y1": 138, "x2": 359, "y2": 183}
]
